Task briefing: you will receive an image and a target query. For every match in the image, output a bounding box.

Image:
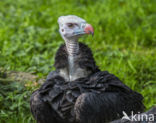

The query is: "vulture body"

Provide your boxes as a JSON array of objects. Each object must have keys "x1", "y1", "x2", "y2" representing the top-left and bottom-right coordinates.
[{"x1": 30, "y1": 15, "x2": 145, "y2": 123}]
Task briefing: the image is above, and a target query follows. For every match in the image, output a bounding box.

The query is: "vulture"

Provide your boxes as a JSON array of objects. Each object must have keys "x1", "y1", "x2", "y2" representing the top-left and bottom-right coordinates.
[{"x1": 30, "y1": 15, "x2": 145, "y2": 123}]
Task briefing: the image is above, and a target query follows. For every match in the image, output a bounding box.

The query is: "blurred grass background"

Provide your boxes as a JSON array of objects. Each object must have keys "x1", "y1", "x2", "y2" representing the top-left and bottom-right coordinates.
[{"x1": 0, "y1": 0, "x2": 156, "y2": 122}]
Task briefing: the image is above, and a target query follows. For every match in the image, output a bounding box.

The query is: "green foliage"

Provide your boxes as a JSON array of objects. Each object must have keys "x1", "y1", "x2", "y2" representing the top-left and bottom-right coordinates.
[
  {"x1": 0, "y1": 80, "x2": 35, "y2": 123},
  {"x1": 0, "y1": 0, "x2": 156, "y2": 122}
]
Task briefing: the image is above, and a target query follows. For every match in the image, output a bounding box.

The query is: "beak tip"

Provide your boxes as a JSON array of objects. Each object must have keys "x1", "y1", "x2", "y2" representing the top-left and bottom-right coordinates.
[
  {"x1": 92, "y1": 32, "x2": 94, "y2": 37},
  {"x1": 88, "y1": 31, "x2": 94, "y2": 37}
]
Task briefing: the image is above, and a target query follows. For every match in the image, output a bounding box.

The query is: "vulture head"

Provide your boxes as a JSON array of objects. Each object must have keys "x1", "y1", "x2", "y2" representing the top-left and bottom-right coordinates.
[{"x1": 58, "y1": 15, "x2": 94, "y2": 40}]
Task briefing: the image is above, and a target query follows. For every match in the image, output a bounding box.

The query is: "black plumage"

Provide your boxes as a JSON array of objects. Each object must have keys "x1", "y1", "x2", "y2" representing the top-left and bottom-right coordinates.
[
  {"x1": 54, "y1": 43, "x2": 99, "y2": 72},
  {"x1": 30, "y1": 43, "x2": 145, "y2": 123}
]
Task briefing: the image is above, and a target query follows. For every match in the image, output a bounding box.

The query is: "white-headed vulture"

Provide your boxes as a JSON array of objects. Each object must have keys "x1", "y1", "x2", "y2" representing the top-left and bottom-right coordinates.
[{"x1": 30, "y1": 15, "x2": 145, "y2": 123}]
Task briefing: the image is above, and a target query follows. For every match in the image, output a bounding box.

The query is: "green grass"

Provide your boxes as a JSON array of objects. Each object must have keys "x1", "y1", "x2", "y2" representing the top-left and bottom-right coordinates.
[
  {"x1": 0, "y1": 0, "x2": 156, "y2": 122},
  {"x1": 0, "y1": 81, "x2": 35, "y2": 123}
]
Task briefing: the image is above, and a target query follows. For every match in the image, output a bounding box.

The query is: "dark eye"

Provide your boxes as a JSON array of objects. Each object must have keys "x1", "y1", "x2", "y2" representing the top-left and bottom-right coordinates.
[{"x1": 67, "y1": 23, "x2": 74, "y2": 28}]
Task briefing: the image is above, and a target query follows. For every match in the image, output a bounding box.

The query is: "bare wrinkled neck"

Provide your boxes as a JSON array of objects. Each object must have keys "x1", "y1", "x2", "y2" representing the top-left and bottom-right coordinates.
[
  {"x1": 65, "y1": 39, "x2": 79, "y2": 56},
  {"x1": 65, "y1": 38, "x2": 79, "y2": 81}
]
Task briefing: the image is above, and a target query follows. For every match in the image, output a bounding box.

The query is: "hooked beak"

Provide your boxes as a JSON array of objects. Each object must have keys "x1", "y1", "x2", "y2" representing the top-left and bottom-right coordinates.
[
  {"x1": 84, "y1": 24, "x2": 94, "y2": 36},
  {"x1": 73, "y1": 23, "x2": 94, "y2": 36}
]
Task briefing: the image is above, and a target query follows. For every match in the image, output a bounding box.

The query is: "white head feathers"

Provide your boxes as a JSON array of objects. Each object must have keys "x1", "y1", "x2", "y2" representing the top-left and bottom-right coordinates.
[{"x1": 58, "y1": 15, "x2": 86, "y2": 26}]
